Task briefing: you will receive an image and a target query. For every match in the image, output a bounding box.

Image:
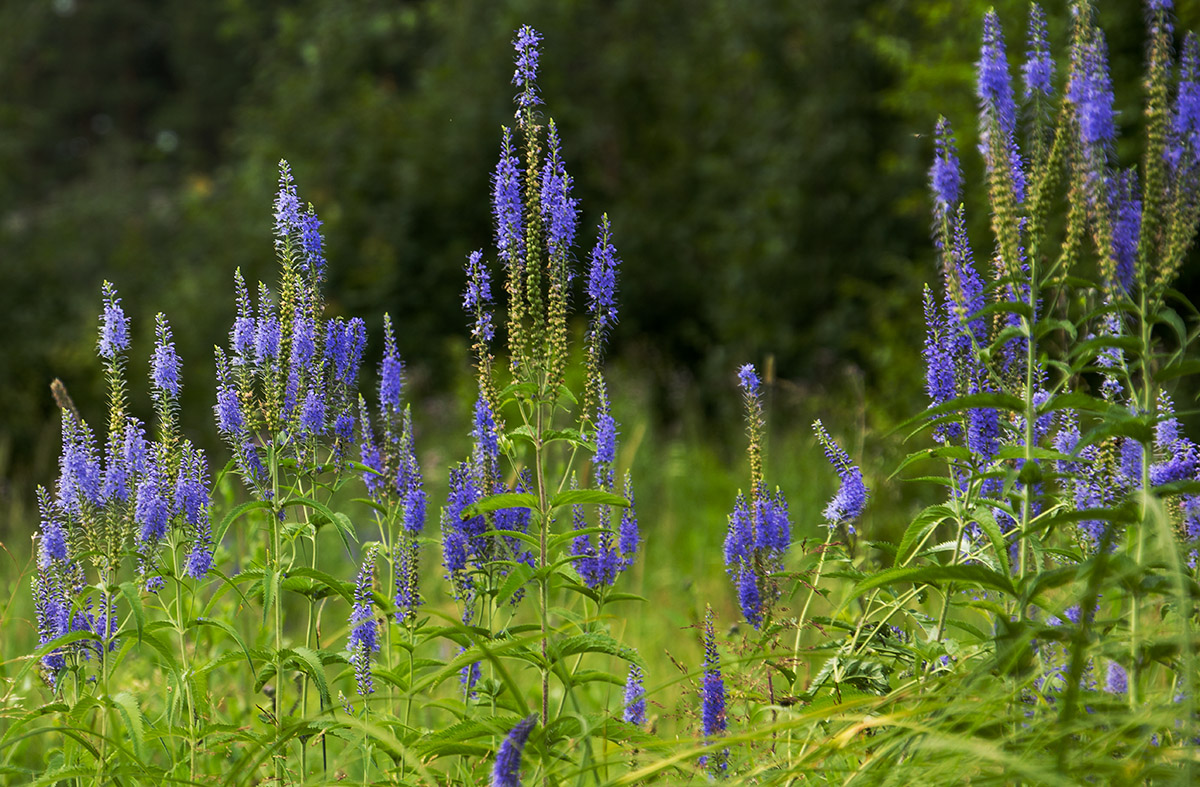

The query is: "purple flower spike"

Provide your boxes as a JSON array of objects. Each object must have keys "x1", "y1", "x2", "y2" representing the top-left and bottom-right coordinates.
[
  {"x1": 587, "y1": 216, "x2": 621, "y2": 342},
  {"x1": 814, "y1": 419, "x2": 869, "y2": 531},
  {"x1": 492, "y1": 715, "x2": 537, "y2": 787},
  {"x1": 512, "y1": 26, "x2": 543, "y2": 111},
  {"x1": 151, "y1": 314, "x2": 181, "y2": 400},
  {"x1": 135, "y1": 465, "x2": 171, "y2": 547},
  {"x1": 98, "y1": 281, "x2": 130, "y2": 360},
  {"x1": 298, "y1": 207, "x2": 326, "y2": 280},
  {"x1": 922, "y1": 287, "x2": 956, "y2": 412},
  {"x1": 232, "y1": 270, "x2": 256, "y2": 363},
  {"x1": 699, "y1": 607, "x2": 728, "y2": 776},
  {"x1": 180, "y1": 444, "x2": 214, "y2": 581},
  {"x1": 541, "y1": 121, "x2": 579, "y2": 255},
  {"x1": 738, "y1": 567, "x2": 763, "y2": 628},
  {"x1": 1105, "y1": 661, "x2": 1128, "y2": 695},
  {"x1": 1171, "y1": 33, "x2": 1200, "y2": 169},
  {"x1": 255, "y1": 284, "x2": 281, "y2": 365},
  {"x1": 214, "y1": 350, "x2": 245, "y2": 436},
  {"x1": 1069, "y1": 31, "x2": 1116, "y2": 148},
  {"x1": 379, "y1": 313, "x2": 405, "y2": 416},
  {"x1": 594, "y1": 403, "x2": 617, "y2": 467},
  {"x1": 1108, "y1": 169, "x2": 1141, "y2": 293},
  {"x1": 618, "y1": 472, "x2": 638, "y2": 567},
  {"x1": 464, "y1": 250, "x2": 495, "y2": 344},
  {"x1": 737, "y1": 363, "x2": 761, "y2": 396},
  {"x1": 979, "y1": 11, "x2": 1018, "y2": 138},
  {"x1": 58, "y1": 413, "x2": 102, "y2": 516},
  {"x1": 273, "y1": 160, "x2": 301, "y2": 238},
  {"x1": 1023, "y1": 4, "x2": 1054, "y2": 99},
  {"x1": 624, "y1": 662, "x2": 646, "y2": 726},
  {"x1": 300, "y1": 379, "x2": 327, "y2": 436},
  {"x1": 36, "y1": 487, "x2": 68, "y2": 567},
  {"x1": 101, "y1": 427, "x2": 129, "y2": 504},
  {"x1": 930, "y1": 117, "x2": 961, "y2": 216},
  {"x1": 724, "y1": 493, "x2": 753, "y2": 570},
  {"x1": 328, "y1": 317, "x2": 368, "y2": 388},
  {"x1": 348, "y1": 545, "x2": 381, "y2": 697},
  {"x1": 494, "y1": 128, "x2": 524, "y2": 266}
]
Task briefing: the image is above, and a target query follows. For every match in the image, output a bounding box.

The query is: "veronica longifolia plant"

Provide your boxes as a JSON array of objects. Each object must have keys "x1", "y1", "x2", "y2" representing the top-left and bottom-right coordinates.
[
  {"x1": 443, "y1": 25, "x2": 643, "y2": 731},
  {"x1": 724, "y1": 364, "x2": 791, "y2": 629}
]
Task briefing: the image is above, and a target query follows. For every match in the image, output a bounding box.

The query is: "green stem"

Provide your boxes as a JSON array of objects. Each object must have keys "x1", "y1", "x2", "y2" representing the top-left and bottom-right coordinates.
[
  {"x1": 270, "y1": 447, "x2": 285, "y2": 784},
  {"x1": 1130, "y1": 286, "x2": 1154, "y2": 708},
  {"x1": 95, "y1": 572, "x2": 112, "y2": 787},
  {"x1": 172, "y1": 543, "x2": 198, "y2": 782}
]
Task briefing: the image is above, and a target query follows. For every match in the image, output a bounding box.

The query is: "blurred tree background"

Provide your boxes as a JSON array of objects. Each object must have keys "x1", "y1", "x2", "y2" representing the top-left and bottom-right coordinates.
[{"x1": 3, "y1": 0, "x2": 1199, "y2": 523}]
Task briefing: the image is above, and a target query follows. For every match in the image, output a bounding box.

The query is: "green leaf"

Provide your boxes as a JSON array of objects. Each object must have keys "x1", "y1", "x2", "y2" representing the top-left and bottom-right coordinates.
[
  {"x1": 895, "y1": 505, "x2": 954, "y2": 566},
  {"x1": 117, "y1": 581, "x2": 146, "y2": 643},
  {"x1": 262, "y1": 566, "x2": 278, "y2": 628},
  {"x1": 891, "y1": 446, "x2": 972, "y2": 478},
  {"x1": 1155, "y1": 358, "x2": 1200, "y2": 382},
  {"x1": 497, "y1": 381, "x2": 538, "y2": 402},
  {"x1": 971, "y1": 506, "x2": 1010, "y2": 577},
  {"x1": 563, "y1": 669, "x2": 622, "y2": 688},
  {"x1": 993, "y1": 445, "x2": 1077, "y2": 463},
  {"x1": 329, "y1": 511, "x2": 358, "y2": 556},
  {"x1": 1077, "y1": 416, "x2": 1154, "y2": 448},
  {"x1": 286, "y1": 646, "x2": 332, "y2": 709},
  {"x1": 108, "y1": 691, "x2": 147, "y2": 762},
  {"x1": 1030, "y1": 317, "x2": 1077, "y2": 343},
  {"x1": 987, "y1": 324, "x2": 1028, "y2": 356},
  {"x1": 552, "y1": 632, "x2": 643, "y2": 667},
  {"x1": 213, "y1": 499, "x2": 275, "y2": 547},
  {"x1": 1034, "y1": 390, "x2": 1115, "y2": 416},
  {"x1": 549, "y1": 489, "x2": 629, "y2": 509},
  {"x1": 287, "y1": 566, "x2": 354, "y2": 605},
  {"x1": 1153, "y1": 306, "x2": 1188, "y2": 349},
  {"x1": 190, "y1": 617, "x2": 255, "y2": 672},
  {"x1": 492, "y1": 563, "x2": 534, "y2": 606},
  {"x1": 602, "y1": 592, "x2": 647, "y2": 604},
  {"x1": 461, "y1": 492, "x2": 538, "y2": 518},
  {"x1": 973, "y1": 299, "x2": 1033, "y2": 322},
  {"x1": 848, "y1": 564, "x2": 1016, "y2": 599}
]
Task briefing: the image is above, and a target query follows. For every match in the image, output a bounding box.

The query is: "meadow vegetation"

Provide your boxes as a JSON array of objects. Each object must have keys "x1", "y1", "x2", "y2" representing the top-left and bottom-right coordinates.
[{"x1": 5, "y1": 1, "x2": 1200, "y2": 784}]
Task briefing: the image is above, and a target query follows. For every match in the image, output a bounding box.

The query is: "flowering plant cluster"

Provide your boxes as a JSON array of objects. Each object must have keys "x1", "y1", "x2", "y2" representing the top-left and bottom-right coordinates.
[{"x1": 15, "y1": 3, "x2": 1200, "y2": 785}]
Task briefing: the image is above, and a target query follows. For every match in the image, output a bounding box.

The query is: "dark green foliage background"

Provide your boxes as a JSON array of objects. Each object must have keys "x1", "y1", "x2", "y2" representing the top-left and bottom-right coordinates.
[{"x1": 3, "y1": 0, "x2": 1199, "y2": 510}]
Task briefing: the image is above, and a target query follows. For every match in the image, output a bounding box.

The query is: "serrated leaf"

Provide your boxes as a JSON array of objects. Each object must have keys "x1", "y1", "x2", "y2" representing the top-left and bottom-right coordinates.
[
  {"x1": 1155, "y1": 358, "x2": 1200, "y2": 382},
  {"x1": 493, "y1": 563, "x2": 534, "y2": 606},
  {"x1": 212, "y1": 499, "x2": 274, "y2": 548},
  {"x1": 109, "y1": 691, "x2": 147, "y2": 762},
  {"x1": 288, "y1": 566, "x2": 354, "y2": 605},
  {"x1": 461, "y1": 492, "x2": 538, "y2": 518},
  {"x1": 848, "y1": 564, "x2": 1015, "y2": 599},
  {"x1": 971, "y1": 506, "x2": 1010, "y2": 576},
  {"x1": 552, "y1": 633, "x2": 642, "y2": 666},
  {"x1": 190, "y1": 616, "x2": 255, "y2": 672},
  {"x1": 117, "y1": 581, "x2": 145, "y2": 643},
  {"x1": 549, "y1": 489, "x2": 629, "y2": 509},
  {"x1": 287, "y1": 646, "x2": 332, "y2": 709},
  {"x1": 895, "y1": 505, "x2": 955, "y2": 566},
  {"x1": 262, "y1": 566, "x2": 276, "y2": 628}
]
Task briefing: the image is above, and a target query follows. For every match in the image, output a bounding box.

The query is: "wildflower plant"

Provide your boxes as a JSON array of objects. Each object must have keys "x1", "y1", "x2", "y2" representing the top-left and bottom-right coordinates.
[
  {"x1": 724, "y1": 364, "x2": 792, "y2": 629},
  {"x1": 818, "y1": 0, "x2": 1200, "y2": 776},
  {"x1": 439, "y1": 24, "x2": 644, "y2": 748}
]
